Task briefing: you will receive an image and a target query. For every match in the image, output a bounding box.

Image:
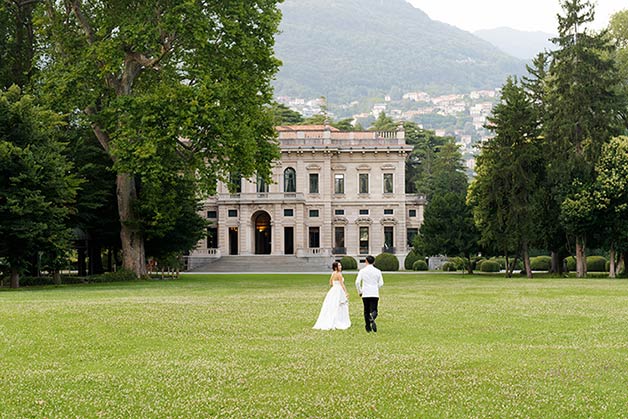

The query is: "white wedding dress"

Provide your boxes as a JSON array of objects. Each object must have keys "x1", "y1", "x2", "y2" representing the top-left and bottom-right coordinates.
[{"x1": 313, "y1": 279, "x2": 351, "y2": 330}]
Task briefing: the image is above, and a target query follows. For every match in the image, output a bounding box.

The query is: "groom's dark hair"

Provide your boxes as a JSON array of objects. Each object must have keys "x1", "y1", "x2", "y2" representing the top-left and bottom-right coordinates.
[{"x1": 365, "y1": 255, "x2": 375, "y2": 264}]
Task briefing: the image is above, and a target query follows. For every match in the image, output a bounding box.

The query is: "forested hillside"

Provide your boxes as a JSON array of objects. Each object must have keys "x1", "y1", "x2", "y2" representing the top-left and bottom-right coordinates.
[{"x1": 274, "y1": 0, "x2": 525, "y2": 102}]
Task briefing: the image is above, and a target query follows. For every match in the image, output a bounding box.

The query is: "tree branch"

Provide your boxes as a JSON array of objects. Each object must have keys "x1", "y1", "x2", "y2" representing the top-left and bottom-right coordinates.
[{"x1": 69, "y1": 0, "x2": 95, "y2": 44}]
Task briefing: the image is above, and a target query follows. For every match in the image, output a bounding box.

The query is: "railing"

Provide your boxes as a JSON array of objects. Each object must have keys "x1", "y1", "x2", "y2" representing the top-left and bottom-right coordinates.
[
  {"x1": 297, "y1": 248, "x2": 332, "y2": 257},
  {"x1": 382, "y1": 246, "x2": 396, "y2": 254},
  {"x1": 332, "y1": 247, "x2": 347, "y2": 255},
  {"x1": 189, "y1": 248, "x2": 221, "y2": 257},
  {"x1": 217, "y1": 192, "x2": 305, "y2": 203}
]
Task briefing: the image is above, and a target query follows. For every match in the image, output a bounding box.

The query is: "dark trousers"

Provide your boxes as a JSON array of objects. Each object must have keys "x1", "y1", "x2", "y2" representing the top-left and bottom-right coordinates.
[{"x1": 362, "y1": 297, "x2": 379, "y2": 331}]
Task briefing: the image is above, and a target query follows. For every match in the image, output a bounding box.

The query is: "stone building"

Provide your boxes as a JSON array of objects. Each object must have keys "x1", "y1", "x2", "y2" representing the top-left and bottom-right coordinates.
[{"x1": 187, "y1": 125, "x2": 425, "y2": 271}]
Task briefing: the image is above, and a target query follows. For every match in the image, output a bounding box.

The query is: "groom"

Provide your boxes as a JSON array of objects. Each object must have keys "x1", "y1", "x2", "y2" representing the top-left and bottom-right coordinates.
[{"x1": 355, "y1": 255, "x2": 384, "y2": 333}]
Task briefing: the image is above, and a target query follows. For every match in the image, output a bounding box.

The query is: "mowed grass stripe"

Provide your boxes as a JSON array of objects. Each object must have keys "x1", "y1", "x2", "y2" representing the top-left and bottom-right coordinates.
[{"x1": 1, "y1": 274, "x2": 628, "y2": 418}]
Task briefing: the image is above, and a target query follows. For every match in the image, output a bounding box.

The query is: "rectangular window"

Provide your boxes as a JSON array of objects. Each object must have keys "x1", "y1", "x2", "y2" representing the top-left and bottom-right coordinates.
[
  {"x1": 359, "y1": 173, "x2": 369, "y2": 194},
  {"x1": 283, "y1": 209, "x2": 294, "y2": 217},
  {"x1": 309, "y1": 173, "x2": 319, "y2": 194},
  {"x1": 334, "y1": 174, "x2": 345, "y2": 194},
  {"x1": 207, "y1": 227, "x2": 218, "y2": 248},
  {"x1": 384, "y1": 173, "x2": 394, "y2": 194},
  {"x1": 359, "y1": 209, "x2": 369, "y2": 215},
  {"x1": 334, "y1": 227, "x2": 345, "y2": 249},
  {"x1": 207, "y1": 210, "x2": 217, "y2": 219},
  {"x1": 359, "y1": 227, "x2": 369, "y2": 254},
  {"x1": 407, "y1": 228, "x2": 419, "y2": 247},
  {"x1": 409, "y1": 209, "x2": 417, "y2": 217},
  {"x1": 334, "y1": 209, "x2": 345, "y2": 215},
  {"x1": 228, "y1": 209, "x2": 238, "y2": 217},
  {"x1": 384, "y1": 209, "x2": 394, "y2": 215},
  {"x1": 256, "y1": 175, "x2": 269, "y2": 193},
  {"x1": 309, "y1": 227, "x2": 320, "y2": 248},
  {"x1": 229, "y1": 173, "x2": 242, "y2": 193},
  {"x1": 309, "y1": 209, "x2": 319, "y2": 217},
  {"x1": 384, "y1": 226, "x2": 394, "y2": 249}
]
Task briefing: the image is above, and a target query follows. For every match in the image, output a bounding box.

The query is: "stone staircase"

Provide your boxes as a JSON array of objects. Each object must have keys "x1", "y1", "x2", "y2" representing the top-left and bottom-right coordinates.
[{"x1": 186, "y1": 255, "x2": 334, "y2": 273}]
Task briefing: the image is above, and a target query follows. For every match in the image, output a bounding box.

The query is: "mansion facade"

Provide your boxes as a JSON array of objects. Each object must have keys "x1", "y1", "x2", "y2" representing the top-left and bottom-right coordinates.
[{"x1": 187, "y1": 125, "x2": 425, "y2": 269}]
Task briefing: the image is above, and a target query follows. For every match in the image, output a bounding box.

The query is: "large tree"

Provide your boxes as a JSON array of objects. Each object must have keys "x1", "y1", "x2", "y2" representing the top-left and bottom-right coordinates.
[
  {"x1": 40, "y1": 1, "x2": 283, "y2": 276},
  {"x1": 0, "y1": 86, "x2": 78, "y2": 287},
  {"x1": 469, "y1": 77, "x2": 544, "y2": 278},
  {"x1": 0, "y1": 0, "x2": 37, "y2": 89},
  {"x1": 544, "y1": 0, "x2": 625, "y2": 277},
  {"x1": 414, "y1": 142, "x2": 478, "y2": 272}
]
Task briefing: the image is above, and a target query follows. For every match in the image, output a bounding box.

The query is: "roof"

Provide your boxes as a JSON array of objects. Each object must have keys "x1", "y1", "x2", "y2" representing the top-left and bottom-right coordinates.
[{"x1": 276, "y1": 125, "x2": 341, "y2": 132}]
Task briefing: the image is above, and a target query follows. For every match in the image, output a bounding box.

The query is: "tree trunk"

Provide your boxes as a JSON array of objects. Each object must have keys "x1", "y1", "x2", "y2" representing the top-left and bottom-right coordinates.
[
  {"x1": 117, "y1": 173, "x2": 146, "y2": 277},
  {"x1": 466, "y1": 254, "x2": 473, "y2": 275},
  {"x1": 10, "y1": 267, "x2": 19, "y2": 289},
  {"x1": 622, "y1": 252, "x2": 628, "y2": 276},
  {"x1": 523, "y1": 242, "x2": 532, "y2": 279},
  {"x1": 609, "y1": 243, "x2": 616, "y2": 279},
  {"x1": 53, "y1": 269, "x2": 61, "y2": 285},
  {"x1": 575, "y1": 236, "x2": 586, "y2": 278},
  {"x1": 550, "y1": 250, "x2": 565, "y2": 275}
]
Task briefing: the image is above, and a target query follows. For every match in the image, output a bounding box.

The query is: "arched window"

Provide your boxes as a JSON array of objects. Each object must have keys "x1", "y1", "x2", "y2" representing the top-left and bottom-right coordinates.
[{"x1": 284, "y1": 167, "x2": 296, "y2": 192}]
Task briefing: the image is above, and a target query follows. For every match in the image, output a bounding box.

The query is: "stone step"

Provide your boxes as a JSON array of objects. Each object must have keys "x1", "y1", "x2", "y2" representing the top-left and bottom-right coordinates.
[{"x1": 186, "y1": 255, "x2": 333, "y2": 272}]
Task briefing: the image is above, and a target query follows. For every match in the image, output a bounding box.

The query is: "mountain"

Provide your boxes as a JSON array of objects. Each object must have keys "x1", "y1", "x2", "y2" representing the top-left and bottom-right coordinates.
[
  {"x1": 474, "y1": 27, "x2": 555, "y2": 60},
  {"x1": 273, "y1": 0, "x2": 525, "y2": 103}
]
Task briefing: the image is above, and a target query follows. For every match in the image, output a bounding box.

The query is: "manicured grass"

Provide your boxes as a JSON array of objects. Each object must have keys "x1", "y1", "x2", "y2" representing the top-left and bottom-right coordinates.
[{"x1": 2, "y1": 273, "x2": 628, "y2": 418}]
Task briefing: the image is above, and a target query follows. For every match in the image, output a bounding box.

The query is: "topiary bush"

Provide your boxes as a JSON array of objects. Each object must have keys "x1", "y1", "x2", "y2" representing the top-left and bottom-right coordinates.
[
  {"x1": 340, "y1": 256, "x2": 357, "y2": 270},
  {"x1": 586, "y1": 256, "x2": 607, "y2": 272},
  {"x1": 565, "y1": 256, "x2": 576, "y2": 272},
  {"x1": 412, "y1": 260, "x2": 428, "y2": 271},
  {"x1": 374, "y1": 253, "x2": 399, "y2": 271},
  {"x1": 441, "y1": 262, "x2": 457, "y2": 272},
  {"x1": 530, "y1": 256, "x2": 552, "y2": 271},
  {"x1": 448, "y1": 257, "x2": 467, "y2": 271},
  {"x1": 480, "y1": 260, "x2": 500, "y2": 272},
  {"x1": 404, "y1": 251, "x2": 421, "y2": 270}
]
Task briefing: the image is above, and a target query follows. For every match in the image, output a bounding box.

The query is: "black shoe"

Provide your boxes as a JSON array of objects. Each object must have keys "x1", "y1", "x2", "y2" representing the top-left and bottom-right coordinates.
[
  {"x1": 369, "y1": 313, "x2": 377, "y2": 333},
  {"x1": 365, "y1": 325, "x2": 372, "y2": 333}
]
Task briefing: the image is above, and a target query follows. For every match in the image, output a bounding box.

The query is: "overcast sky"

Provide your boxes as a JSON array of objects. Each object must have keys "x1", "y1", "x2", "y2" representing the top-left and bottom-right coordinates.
[{"x1": 406, "y1": 0, "x2": 624, "y2": 34}]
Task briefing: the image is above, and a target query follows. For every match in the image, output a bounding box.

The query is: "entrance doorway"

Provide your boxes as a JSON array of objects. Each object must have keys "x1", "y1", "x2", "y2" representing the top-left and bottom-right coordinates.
[
  {"x1": 284, "y1": 227, "x2": 294, "y2": 255},
  {"x1": 229, "y1": 227, "x2": 238, "y2": 255},
  {"x1": 254, "y1": 211, "x2": 272, "y2": 254}
]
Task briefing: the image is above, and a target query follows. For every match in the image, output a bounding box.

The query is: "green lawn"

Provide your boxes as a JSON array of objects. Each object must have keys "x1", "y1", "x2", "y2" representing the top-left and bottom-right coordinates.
[{"x1": 2, "y1": 273, "x2": 628, "y2": 418}]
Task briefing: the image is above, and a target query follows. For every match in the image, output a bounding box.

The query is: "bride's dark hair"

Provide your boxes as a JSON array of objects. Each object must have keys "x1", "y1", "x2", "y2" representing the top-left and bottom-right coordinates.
[{"x1": 332, "y1": 261, "x2": 340, "y2": 271}]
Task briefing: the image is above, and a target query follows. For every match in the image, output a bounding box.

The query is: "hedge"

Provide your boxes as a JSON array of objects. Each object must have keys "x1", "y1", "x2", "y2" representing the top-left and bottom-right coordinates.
[
  {"x1": 441, "y1": 262, "x2": 457, "y2": 272},
  {"x1": 412, "y1": 260, "x2": 428, "y2": 271},
  {"x1": 586, "y1": 256, "x2": 607, "y2": 272},
  {"x1": 340, "y1": 256, "x2": 358, "y2": 270},
  {"x1": 480, "y1": 260, "x2": 500, "y2": 272},
  {"x1": 404, "y1": 251, "x2": 421, "y2": 270},
  {"x1": 530, "y1": 256, "x2": 552, "y2": 271},
  {"x1": 374, "y1": 253, "x2": 399, "y2": 271}
]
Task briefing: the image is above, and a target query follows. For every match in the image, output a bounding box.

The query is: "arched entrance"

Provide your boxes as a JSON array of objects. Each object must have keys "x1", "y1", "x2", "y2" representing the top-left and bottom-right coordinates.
[{"x1": 253, "y1": 211, "x2": 272, "y2": 254}]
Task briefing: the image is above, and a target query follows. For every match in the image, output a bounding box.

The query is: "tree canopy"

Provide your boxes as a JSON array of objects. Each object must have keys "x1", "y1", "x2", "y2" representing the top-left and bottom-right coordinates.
[{"x1": 40, "y1": 0, "x2": 284, "y2": 276}]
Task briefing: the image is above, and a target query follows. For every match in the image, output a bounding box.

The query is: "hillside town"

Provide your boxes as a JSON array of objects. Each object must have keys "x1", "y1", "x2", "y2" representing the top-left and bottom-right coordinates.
[{"x1": 276, "y1": 89, "x2": 500, "y2": 172}]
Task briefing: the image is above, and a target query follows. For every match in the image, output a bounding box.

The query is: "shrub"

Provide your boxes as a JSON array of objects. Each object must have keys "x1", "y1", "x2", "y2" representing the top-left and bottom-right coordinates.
[
  {"x1": 606, "y1": 260, "x2": 611, "y2": 272},
  {"x1": 480, "y1": 260, "x2": 500, "y2": 272},
  {"x1": 565, "y1": 256, "x2": 576, "y2": 272},
  {"x1": 412, "y1": 260, "x2": 428, "y2": 271},
  {"x1": 530, "y1": 256, "x2": 552, "y2": 271},
  {"x1": 340, "y1": 256, "x2": 357, "y2": 270},
  {"x1": 449, "y1": 257, "x2": 466, "y2": 270},
  {"x1": 475, "y1": 259, "x2": 486, "y2": 270},
  {"x1": 587, "y1": 256, "x2": 607, "y2": 272},
  {"x1": 404, "y1": 251, "x2": 421, "y2": 270},
  {"x1": 441, "y1": 262, "x2": 457, "y2": 272},
  {"x1": 90, "y1": 269, "x2": 138, "y2": 283},
  {"x1": 374, "y1": 253, "x2": 399, "y2": 271}
]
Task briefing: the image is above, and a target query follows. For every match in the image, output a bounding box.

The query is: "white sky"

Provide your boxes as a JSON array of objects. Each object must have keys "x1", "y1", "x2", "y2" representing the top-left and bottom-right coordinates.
[{"x1": 406, "y1": 0, "x2": 625, "y2": 33}]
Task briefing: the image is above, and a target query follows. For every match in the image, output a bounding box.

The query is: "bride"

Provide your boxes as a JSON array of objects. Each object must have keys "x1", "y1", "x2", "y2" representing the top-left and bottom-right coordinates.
[{"x1": 313, "y1": 261, "x2": 351, "y2": 330}]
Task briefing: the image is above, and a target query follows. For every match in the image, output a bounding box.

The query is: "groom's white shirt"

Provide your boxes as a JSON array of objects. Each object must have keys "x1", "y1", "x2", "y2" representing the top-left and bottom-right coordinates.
[{"x1": 355, "y1": 264, "x2": 383, "y2": 298}]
